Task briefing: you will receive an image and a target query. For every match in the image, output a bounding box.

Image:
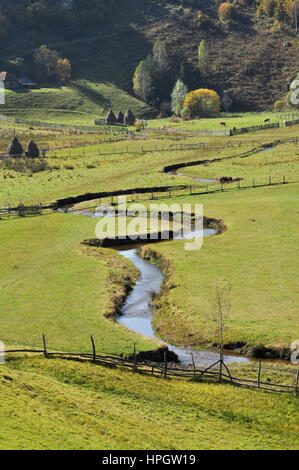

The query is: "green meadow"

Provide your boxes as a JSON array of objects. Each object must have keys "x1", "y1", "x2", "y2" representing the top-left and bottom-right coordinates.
[
  {"x1": 148, "y1": 112, "x2": 299, "y2": 130},
  {"x1": 0, "y1": 356, "x2": 297, "y2": 450},
  {"x1": 0, "y1": 121, "x2": 298, "y2": 354},
  {"x1": 0, "y1": 113, "x2": 298, "y2": 449}
]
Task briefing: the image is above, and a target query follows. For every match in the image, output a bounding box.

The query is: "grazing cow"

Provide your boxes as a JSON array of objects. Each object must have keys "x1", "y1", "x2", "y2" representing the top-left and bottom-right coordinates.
[
  {"x1": 220, "y1": 121, "x2": 226, "y2": 126},
  {"x1": 264, "y1": 118, "x2": 270, "y2": 123}
]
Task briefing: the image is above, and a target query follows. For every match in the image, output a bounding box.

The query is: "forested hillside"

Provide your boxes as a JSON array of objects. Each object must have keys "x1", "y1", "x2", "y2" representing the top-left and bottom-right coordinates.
[{"x1": 0, "y1": 0, "x2": 298, "y2": 115}]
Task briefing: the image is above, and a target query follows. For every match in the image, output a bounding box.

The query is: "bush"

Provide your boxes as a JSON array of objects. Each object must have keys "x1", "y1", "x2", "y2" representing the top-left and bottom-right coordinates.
[
  {"x1": 183, "y1": 89, "x2": 221, "y2": 117},
  {"x1": 274, "y1": 99, "x2": 284, "y2": 111},
  {"x1": 218, "y1": 2, "x2": 236, "y2": 22},
  {"x1": 181, "y1": 106, "x2": 191, "y2": 120},
  {"x1": 0, "y1": 158, "x2": 49, "y2": 173}
]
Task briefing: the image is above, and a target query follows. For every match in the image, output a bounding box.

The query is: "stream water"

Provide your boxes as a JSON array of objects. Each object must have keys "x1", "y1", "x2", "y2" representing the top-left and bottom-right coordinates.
[
  {"x1": 63, "y1": 205, "x2": 250, "y2": 365},
  {"x1": 117, "y1": 242, "x2": 250, "y2": 366}
]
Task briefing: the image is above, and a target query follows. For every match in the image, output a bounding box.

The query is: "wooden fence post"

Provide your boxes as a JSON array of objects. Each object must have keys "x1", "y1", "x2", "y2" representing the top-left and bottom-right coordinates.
[
  {"x1": 253, "y1": 178, "x2": 255, "y2": 187},
  {"x1": 42, "y1": 334, "x2": 48, "y2": 358},
  {"x1": 164, "y1": 351, "x2": 168, "y2": 378},
  {"x1": 238, "y1": 179, "x2": 240, "y2": 190},
  {"x1": 91, "y1": 335, "x2": 96, "y2": 363},
  {"x1": 190, "y1": 186, "x2": 192, "y2": 195},
  {"x1": 269, "y1": 176, "x2": 271, "y2": 186},
  {"x1": 191, "y1": 353, "x2": 196, "y2": 377},
  {"x1": 133, "y1": 343, "x2": 137, "y2": 372},
  {"x1": 257, "y1": 360, "x2": 262, "y2": 388},
  {"x1": 283, "y1": 175, "x2": 286, "y2": 184}
]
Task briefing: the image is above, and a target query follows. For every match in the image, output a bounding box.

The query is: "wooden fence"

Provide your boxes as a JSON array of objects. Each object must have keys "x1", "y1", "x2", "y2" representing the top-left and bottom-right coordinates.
[
  {"x1": 0, "y1": 116, "x2": 129, "y2": 135},
  {"x1": 1, "y1": 174, "x2": 297, "y2": 219},
  {"x1": 46, "y1": 136, "x2": 298, "y2": 159},
  {"x1": 0, "y1": 203, "x2": 51, "y2": 218},
  {"x1": 2, "y1": 335, "x2": 298, "y2": 396}
]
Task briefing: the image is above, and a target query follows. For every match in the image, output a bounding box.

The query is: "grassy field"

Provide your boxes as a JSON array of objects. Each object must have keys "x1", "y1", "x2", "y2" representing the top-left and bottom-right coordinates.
[
  {"x1": 0, "y1": 122, "x2": 298, "y2": 355},
  {"x1": 3, "y1": 79, "x2": 151, "y2": 124},
  {"x1": 0, "y1": 213, "x2": 159, "y2": 355},
  {"x1": 140, "y1": 183, "x2": 299, "y2": 352},
  {"x1": 0, "y1": 124, "x2": 297, "y2": 207},
  {"x1": 147, "y1": 112, "x2": 299, "y2": 130},
  {"x1": 0, "y1": 356, "x2": 297, "y2": 450}
]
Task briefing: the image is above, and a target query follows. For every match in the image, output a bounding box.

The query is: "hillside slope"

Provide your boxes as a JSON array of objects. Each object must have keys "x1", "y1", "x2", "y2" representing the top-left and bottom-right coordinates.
[{"x1": 0, "y1": 1, "x2": 298, "y2": 117}]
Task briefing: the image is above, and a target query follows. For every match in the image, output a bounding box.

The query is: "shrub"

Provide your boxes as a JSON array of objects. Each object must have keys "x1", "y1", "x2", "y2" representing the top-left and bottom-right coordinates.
[
  {"x1": 134, "y1": 122, "x2": 143, "y2": 132},
  {"x1": 218, "y1": 2, "x2": 236, "y2": 22},
  {"x1": 0, "y1": 158, "x2": 49, "y2": 173},
  {"x1": 183, "y1": 89, "x2": 221, "y2": 117},
  {"x1": 181, "y1": 106, "x2": 191, "y2": 120},
  {"x1": 274, "y1": 99, "x2": 284, "y2": 111}
]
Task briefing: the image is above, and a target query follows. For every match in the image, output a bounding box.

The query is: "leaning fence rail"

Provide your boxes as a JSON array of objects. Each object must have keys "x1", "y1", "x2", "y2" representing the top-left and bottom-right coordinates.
[{"x1": 1, "y1": 336, "x2": 298, "y2": 396}]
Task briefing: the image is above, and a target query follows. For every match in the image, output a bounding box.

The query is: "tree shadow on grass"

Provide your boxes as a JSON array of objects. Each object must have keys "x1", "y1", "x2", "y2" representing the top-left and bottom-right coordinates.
[{"x1": 69, "y1": 81, "x2": 110, "y2": 109}]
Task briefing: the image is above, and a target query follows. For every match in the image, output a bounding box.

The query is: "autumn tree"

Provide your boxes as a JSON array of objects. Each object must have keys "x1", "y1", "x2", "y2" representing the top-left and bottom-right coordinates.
[
  {"x1": 56, "y1": 58, "x2": 71, "y2": 82},
  {"x1": 218, "y1": 2, "x2": 235, "y2": 22},
  {"x1": 260, "y1": 0, "x2": 276, "y2": 16},
  {"x1": 132, "y1": 60, "x2": 152, "y2": 102},
  {"x1": 171, "y1": 79, "x2": 188, "y2": 116},
  {"x1": 153, "y1": 39, "x2": 169, "y2": 73},
  {"x1": 34, "y1": 45, "x2": 58, "y2": 80},
  {"x1": 198, "y1": 40, "x2": 210, "y2": 78},
  {"x1": 287, "y1": 74, "x2": 299, "y2": 109},
  {"x1": 183, "y1": 89, "x2": 221, "y2": 117}
]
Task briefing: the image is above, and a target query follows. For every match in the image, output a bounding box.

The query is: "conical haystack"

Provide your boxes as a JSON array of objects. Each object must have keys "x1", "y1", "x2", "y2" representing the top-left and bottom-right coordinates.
[
  {"x1": 116, "y1": 111, "x2": 124, "y2": 124},
  {"x1": 124, "y1": 108, "x2": 136, "y2": 125},
  {"x1": 106, "y1": 109, "x2": 116, "y2": 125},
  {"x1": 25, "y1": 140, "x2": 40, "y2": 158},
  {"x1": 7, "y1": 137, "x2": 23, "y2": 157}
]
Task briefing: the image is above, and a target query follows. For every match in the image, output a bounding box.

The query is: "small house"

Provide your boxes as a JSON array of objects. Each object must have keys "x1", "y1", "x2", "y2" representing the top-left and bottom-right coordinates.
[
  {"x1": 19, "y1": 77, "x2": 37, "y2": 88},
  {"x1": 0, "y1": 72, "x2": 19, "y2": 89}
]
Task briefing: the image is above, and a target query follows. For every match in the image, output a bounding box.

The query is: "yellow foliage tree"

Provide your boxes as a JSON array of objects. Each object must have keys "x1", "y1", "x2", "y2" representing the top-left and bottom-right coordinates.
[
  {"x1": 56, "y1": 58, "x2": 71, "y2": 82},
  {"x1": 218, "y1": 2, "x2": 235, "y2": 22},
  {"x1": 183, "y1": 89, "x2": 221, "y2": 117}
]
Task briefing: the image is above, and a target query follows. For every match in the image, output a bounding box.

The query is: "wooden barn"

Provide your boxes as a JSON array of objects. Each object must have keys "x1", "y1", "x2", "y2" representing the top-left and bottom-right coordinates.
[{"x1": 0, "y1": 72, "x2": 20, "y2": 89}]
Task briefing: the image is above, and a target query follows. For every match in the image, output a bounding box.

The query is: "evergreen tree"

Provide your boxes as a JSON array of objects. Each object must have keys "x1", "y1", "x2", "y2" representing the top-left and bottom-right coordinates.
[{"x1": 153, "y1": 39, "x2": 169, "y2": 73}]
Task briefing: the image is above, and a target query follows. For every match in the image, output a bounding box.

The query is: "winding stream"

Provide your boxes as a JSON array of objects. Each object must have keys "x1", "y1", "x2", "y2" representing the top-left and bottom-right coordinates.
[
  {"x1": 63, "y1": 206, "x2": 250, "y2": 366},
  {"x1": 118, "y1": 244, "x2": 250, "y2": 366}
]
